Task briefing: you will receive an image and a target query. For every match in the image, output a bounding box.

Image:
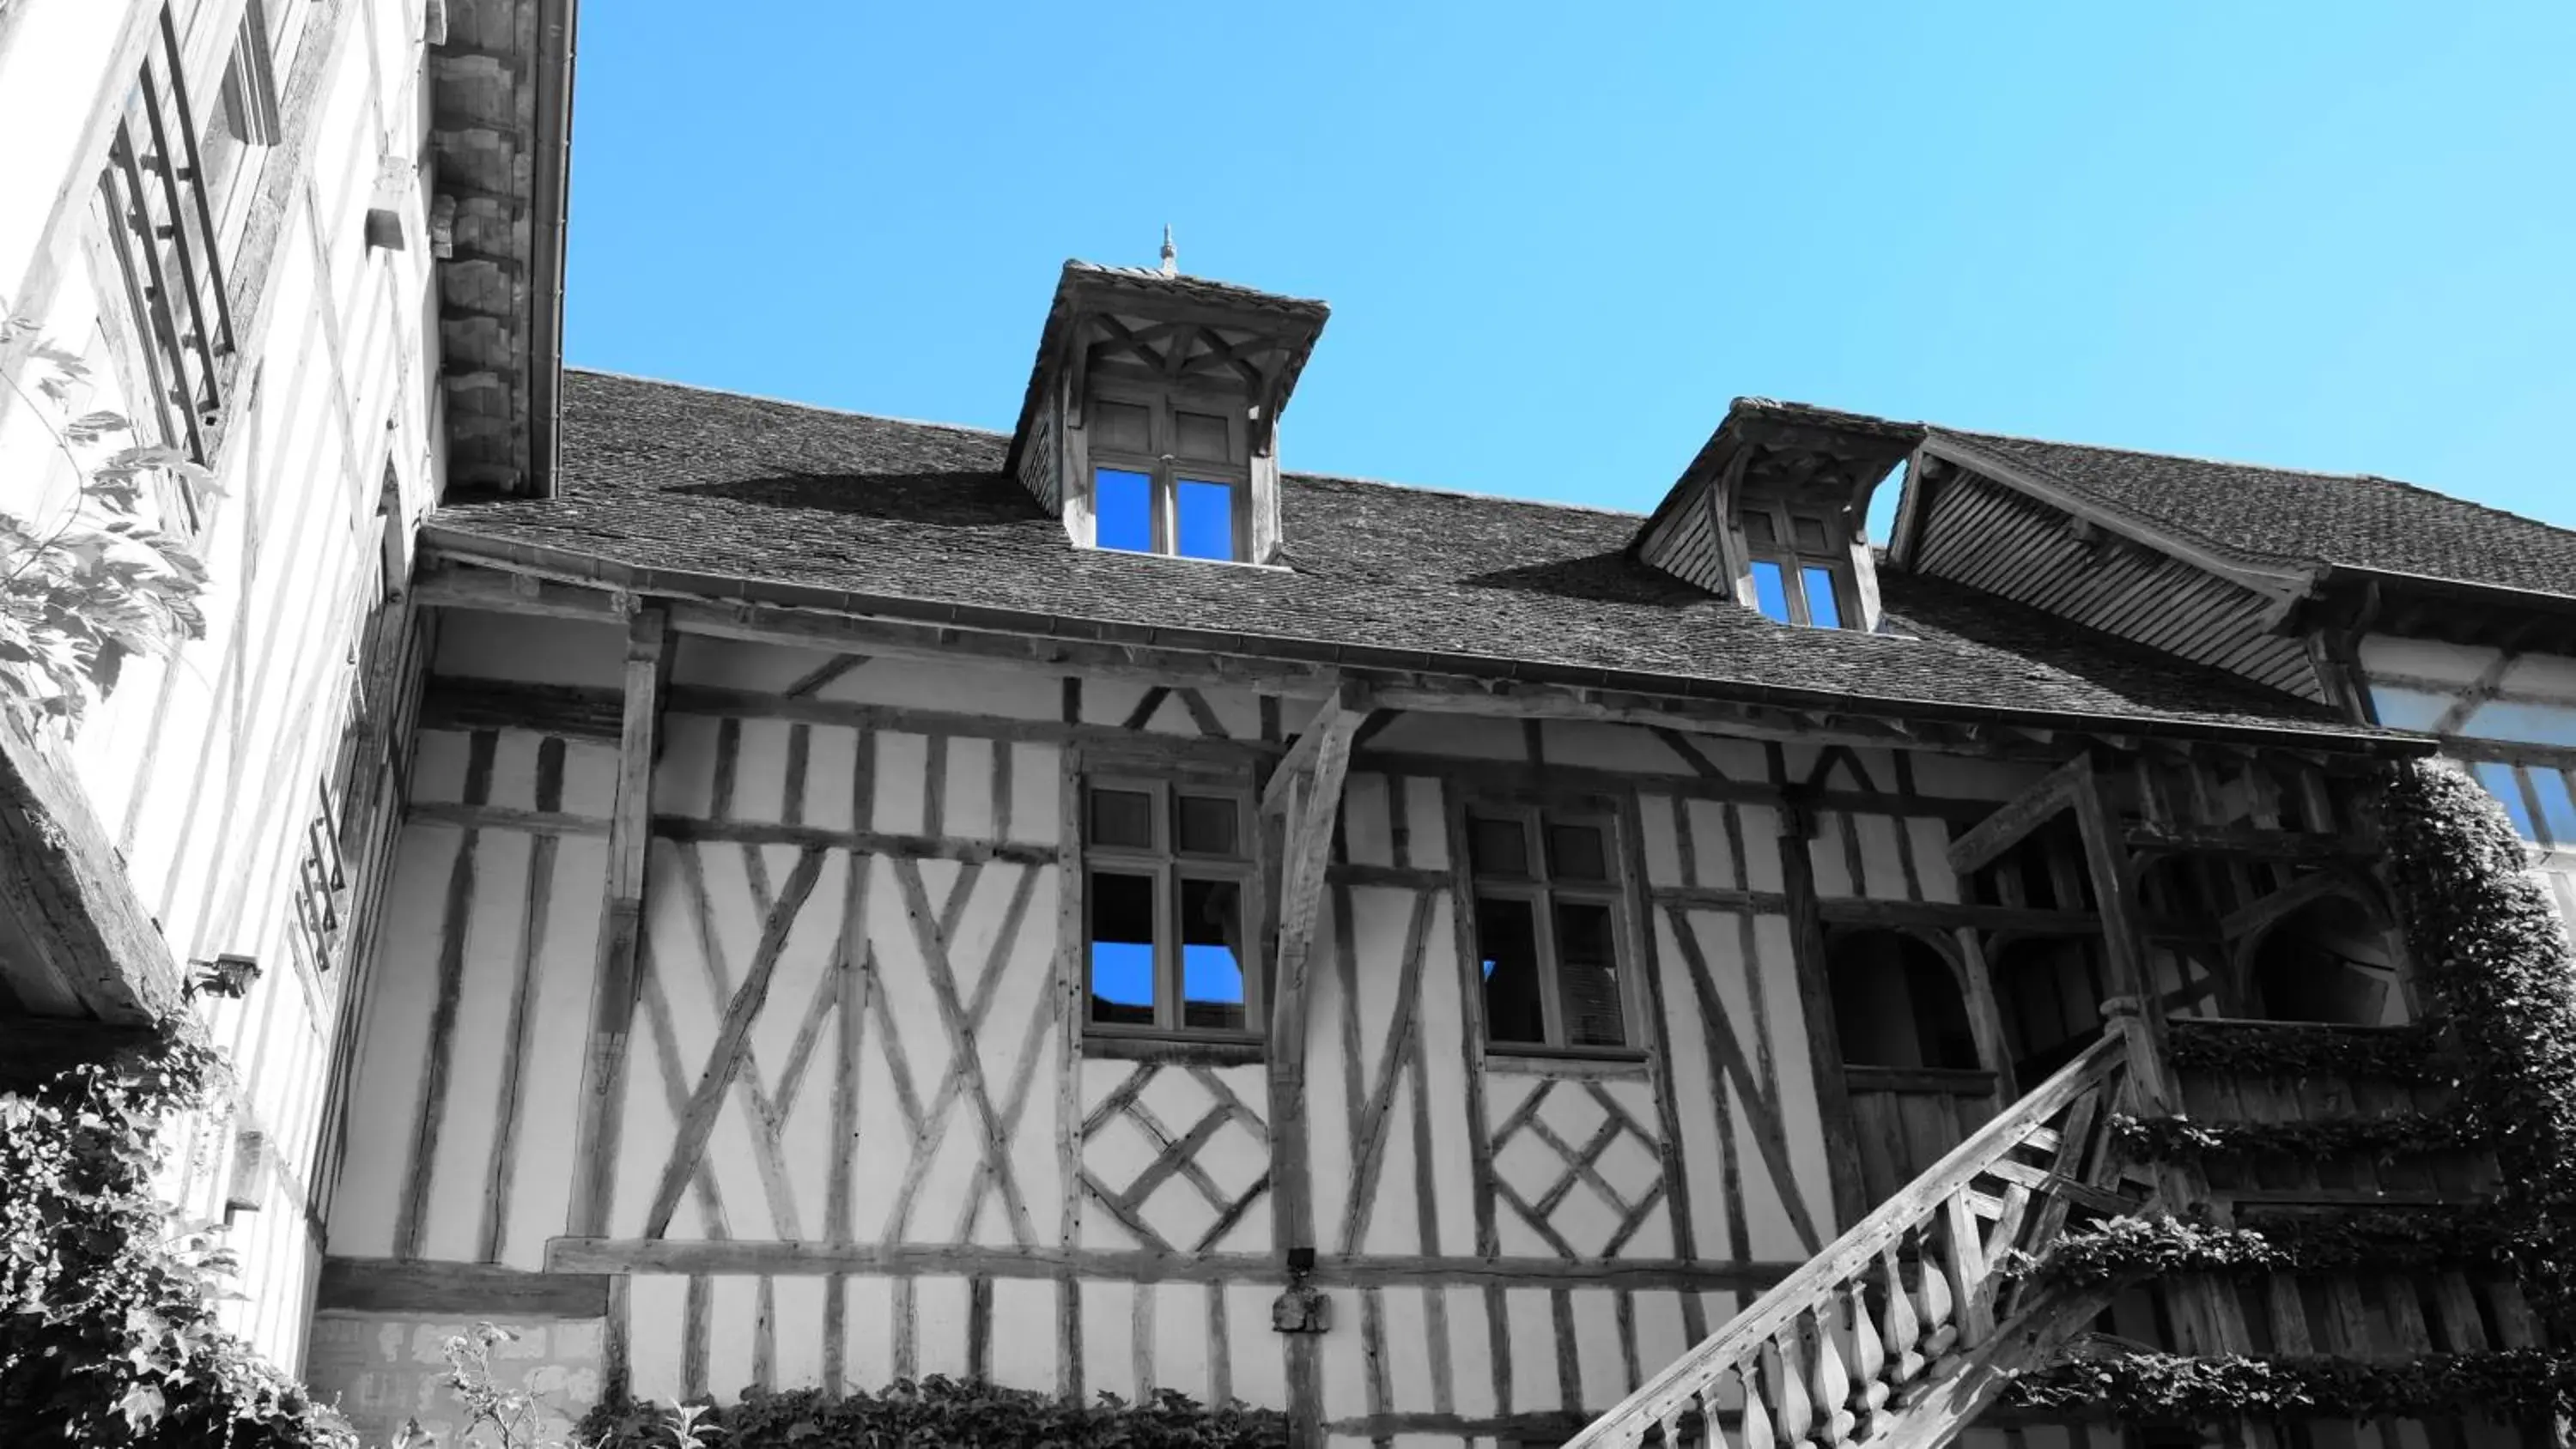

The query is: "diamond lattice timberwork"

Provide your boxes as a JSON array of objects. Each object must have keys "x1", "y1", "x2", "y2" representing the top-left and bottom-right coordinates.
[
  {"x1": 1080, "y1": 1061, "x2": 1271, "y2": 1253},
  {"x1": 1489, "y1": 1076, "x2": 1668, "y2": 1259}
]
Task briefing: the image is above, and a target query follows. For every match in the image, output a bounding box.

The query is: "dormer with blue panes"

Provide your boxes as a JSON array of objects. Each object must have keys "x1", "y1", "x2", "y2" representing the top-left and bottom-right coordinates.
[{"x1": 1002, "y1": 246, "x2": 1329, "y2": 567}]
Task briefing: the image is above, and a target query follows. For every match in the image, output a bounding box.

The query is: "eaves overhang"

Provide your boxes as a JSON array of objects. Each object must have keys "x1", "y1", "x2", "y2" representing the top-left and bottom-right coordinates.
[{"x1": 417, "y1": 524, "x2": 2427, "y2": 760}]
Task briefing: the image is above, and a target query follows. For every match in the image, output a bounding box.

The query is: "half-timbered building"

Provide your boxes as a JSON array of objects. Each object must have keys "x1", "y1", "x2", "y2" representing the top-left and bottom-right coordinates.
[
  {"x1": 0, "y1": 0, "x2": 569, "y2": 1386},
  {"x1": 7, "y1": 14, "x2": 2574, "y2": 1440},
  {"x1": 294, "y1": 258, "x2": 2576, "y2": 1446}
]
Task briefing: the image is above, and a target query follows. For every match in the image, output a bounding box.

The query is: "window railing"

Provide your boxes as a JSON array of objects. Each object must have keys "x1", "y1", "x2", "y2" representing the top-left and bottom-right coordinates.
[{"x1": 95, "y1": 3, "x2": 240, "y2": 486}]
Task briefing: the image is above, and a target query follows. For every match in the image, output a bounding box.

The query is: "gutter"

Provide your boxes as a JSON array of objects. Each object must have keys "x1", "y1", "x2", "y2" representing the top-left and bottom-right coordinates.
[
  {"x1": 419, "y1": 524, "x2": 2428, "y2": 758},
  {"x1": 525, "y1": 0, "x2": 578, "y2": 498}
]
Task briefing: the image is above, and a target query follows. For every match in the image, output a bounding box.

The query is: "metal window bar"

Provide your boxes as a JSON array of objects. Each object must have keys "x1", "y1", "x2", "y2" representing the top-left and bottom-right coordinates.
[{"x1": 98, "y1": 4, "x2": 236, "y2": 484}]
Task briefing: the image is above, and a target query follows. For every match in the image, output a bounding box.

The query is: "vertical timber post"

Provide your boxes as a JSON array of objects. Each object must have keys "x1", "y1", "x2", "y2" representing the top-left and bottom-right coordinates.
[
  {"x1": 1263, "y1": 685, "x2": 1364, "y2": 1449},
  {"x1": 568, "y1": 603, "x2": 671, "y2": 1373}
]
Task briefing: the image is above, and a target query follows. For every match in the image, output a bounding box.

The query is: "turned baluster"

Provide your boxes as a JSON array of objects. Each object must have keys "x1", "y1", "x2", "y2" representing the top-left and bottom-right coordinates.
[
  {"x1": 1878, "y1": 1240, "x2": 1923, "y2": 1383},
  {"x1": 1844, "y1": 1276, "x2": 1889, "y2": 1431},
  {"x1": 1656, "y1": 1406, "x2": 1686, "y2": 1449},
  {"x1": 1736, "y1": 1355, "x2": 1773, "y2": 1449},
  {"x1": 1805, "y1": 1300, "x2": 1856, "y2": 1446},
  {"x1": 1939, "y1": 1186, "x2": 1994, "y2": 1347},
  {"x1": 1769, "y1": 1329, "x2": 1813, "y2": 1449},
  {"x1": 1915, "y1": 1221, "x2": 1959, "y2": 1360}
]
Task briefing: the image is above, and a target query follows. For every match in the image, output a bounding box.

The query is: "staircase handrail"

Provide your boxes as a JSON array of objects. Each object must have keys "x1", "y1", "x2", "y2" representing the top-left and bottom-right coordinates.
[{"x1": 1564, "y1": 1026, "x2": 2130, "y2": 1448}]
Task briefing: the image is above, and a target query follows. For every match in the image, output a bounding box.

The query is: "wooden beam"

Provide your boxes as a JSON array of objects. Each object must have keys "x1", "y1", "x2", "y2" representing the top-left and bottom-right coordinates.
[
  {"x1": 314, "y1": 1256, "x2": 610, "y2": 1319},
  {"x1": 1267, "y1": 687, "x2": 1367, "y2": 1259},
  {"x1": 568, "y1": 607, "x2": 671, "y2": 1238},
  {"x1": 1946, "y1": 755, "x2": 2088, "y2": 877},
  {"x1": 416, "y1": 550, "x2": 2394, "y2": 761},
  {"x1": 2067, "y1": 761, "x2": 2149, "y2": 1003},
  {"x1": 544, "y1": 1237, "x2": 1803, "y2": 1290},
  {"x1": 0, "y1": 711, "x2": 184, "y2": 1023}
]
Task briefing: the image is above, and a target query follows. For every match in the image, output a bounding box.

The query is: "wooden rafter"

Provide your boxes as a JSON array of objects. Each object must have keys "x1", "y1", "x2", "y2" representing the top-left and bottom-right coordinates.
[{"x1": 1945, "y1": 754, "x2": 2089, "y2": 877}]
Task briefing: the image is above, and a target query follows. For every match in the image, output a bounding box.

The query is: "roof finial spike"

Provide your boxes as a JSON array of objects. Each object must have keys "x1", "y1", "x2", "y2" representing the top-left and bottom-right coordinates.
[{"x1": 1158, "y1": 224, "x2": 1178, "y2": 278}]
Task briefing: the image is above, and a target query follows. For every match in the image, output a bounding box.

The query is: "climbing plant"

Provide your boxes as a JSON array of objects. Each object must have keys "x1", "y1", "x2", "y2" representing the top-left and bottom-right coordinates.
[
  {"x1": 578, "y1": 1379, "x2": 1290, "y2": 1449},
  {"x1": 0, "y1": 1024, "x2": 356, "y2": 1446},
  {"x1": 2381, "y1": 757, "x2": 2576, "y2": 1344},
  {"x1": 0, "y1": 312, "x2": 218, "y2": 728},
  {"x1": 2005, "y1": 759, "x2": 2576, "y2": 1424}
]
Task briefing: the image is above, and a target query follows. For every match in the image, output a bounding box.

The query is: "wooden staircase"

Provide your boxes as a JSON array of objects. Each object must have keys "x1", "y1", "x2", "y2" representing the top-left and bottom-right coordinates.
[{"x1": 1565, "y1": 1022, "x2": 2154, "y2": 1449}]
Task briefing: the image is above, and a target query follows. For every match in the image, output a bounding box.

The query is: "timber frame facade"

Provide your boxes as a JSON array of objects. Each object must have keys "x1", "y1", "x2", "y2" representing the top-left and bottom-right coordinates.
[
  {"x1": 7, "y1": 13, "x2": 2576, "y2": 1441},
  {"x1": 306, "y1": 299, "x2": 2576, "y2": 1445}
]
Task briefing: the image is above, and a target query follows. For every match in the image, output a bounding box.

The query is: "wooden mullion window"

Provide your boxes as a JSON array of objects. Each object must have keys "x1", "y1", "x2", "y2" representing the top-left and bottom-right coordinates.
[
  {"x1": 1083, "y1": 772, "x2": 1260, "y2": 1039},
  {"x1": 1086, "y1": 384, "x2": 1250, "y2": 562},
  {"x1": 1467, "y1": 800, "x2": 1637, "y2": 1053},
  {"x1": 1742, "y1": 498, "x2": 1856, "y2": 630}
]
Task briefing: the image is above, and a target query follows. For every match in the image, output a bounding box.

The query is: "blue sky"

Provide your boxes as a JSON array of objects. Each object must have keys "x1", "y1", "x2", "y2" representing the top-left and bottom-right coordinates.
[{"x1": 567, "y1": 3, "x2": 2576, "y2": 541}]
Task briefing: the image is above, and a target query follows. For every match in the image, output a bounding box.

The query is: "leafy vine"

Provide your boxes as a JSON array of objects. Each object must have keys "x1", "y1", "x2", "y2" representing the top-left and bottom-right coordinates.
[
  {"x1": 2165, "y1": 1020, "x2": 2446, "y2": 1082},
  {"x1": 578, "y1": 1379, "x2": 1289, "y2": 1449},
  {"x1": 0, "y1": 1022, "x2": 356, "y2": 1446},
  {"x1": 2002, "y1": 1349, "x2": 2576, "y2": 1422},
  {"x1": 0, "y1": 312, "x2": 219, "y2": 727}
]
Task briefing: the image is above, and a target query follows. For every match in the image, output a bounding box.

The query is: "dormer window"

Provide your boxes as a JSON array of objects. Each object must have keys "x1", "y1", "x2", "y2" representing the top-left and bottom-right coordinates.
[
  {"x1": 1631, "y1": 400, "x2": 1920, "y2": 635},
  {"x1": 1089, "y1": 391, "x2": 1249, "y2": 561},
  {"x1": 1003, "y1": 258, "x2": 1328, "y2": 568},
  {"x1": 1742, "y1": 500, "x2": 1856, "y2": 629}
]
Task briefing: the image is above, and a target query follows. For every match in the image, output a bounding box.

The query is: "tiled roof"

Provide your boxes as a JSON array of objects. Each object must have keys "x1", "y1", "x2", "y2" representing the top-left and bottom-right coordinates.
[
  {"x1": 1931, "y1": 428, "x2": 2576, "y2": 601},
  {"x1": 430, "y1": 370, "x2": 2383, "y2": 742}
]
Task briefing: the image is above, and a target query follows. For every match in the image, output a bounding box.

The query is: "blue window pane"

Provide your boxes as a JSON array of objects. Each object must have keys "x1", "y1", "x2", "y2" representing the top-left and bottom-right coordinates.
[
  {"x1": 1097, "y1": 468, "x2": 1152, "y2": 553},
  {"x1": 1750, "y1": 561, "x2": 1791, "y2": 622},
  {"x1": 1801, "y1": 566, "x2": 1844, "y2": 629},
  {"x1": 1088, "y1": 870, "x2": 1156, "y2": 1026},
  {"x1": 1180, "y1": 877, "x2": 1244, "y2": 1030},
  {"x1": 1176, "y1": 478, "x2": 1238, "y2": 561},
  {"x1": 2471, "y1": 761, "x2": 2538, "y2": 841}
]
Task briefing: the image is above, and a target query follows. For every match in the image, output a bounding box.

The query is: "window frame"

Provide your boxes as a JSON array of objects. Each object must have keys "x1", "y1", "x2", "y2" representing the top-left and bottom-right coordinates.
[
  {"x1": 1080, "y1": 771, "x2": 1264, "y2": 1041},
  {"x1": 1085, "y1": 381, "x2": 1252, "y2": 563},
  {"x1": 1740, "y1": 496, "x2": 1857, "y2": 630},
  {"x1": 1462, "y1": 797, "x2": 1643, "y2": 1056}
]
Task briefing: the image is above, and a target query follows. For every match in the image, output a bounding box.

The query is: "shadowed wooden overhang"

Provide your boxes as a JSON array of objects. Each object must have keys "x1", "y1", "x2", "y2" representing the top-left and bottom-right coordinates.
[{"x1": 430, "y1": 0, "x2": 577, "y2": 495}]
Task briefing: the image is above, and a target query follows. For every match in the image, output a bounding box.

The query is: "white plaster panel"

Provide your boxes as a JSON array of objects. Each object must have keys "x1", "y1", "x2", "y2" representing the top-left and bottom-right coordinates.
[
  {"x1": 1544, "y1": 719, "x2": 1690, "y2": 775},
  {"x1": 1318, "y1": 1286, "x2": 1370, "y2": 1418},
  {"x1": 654, "y1": 714, "x2": 720, "y2": 821},
  {"x1": 561, "y1": 738, "x2": 622, "y2": 817},
  {"x1": 991, "y1": 1276, "x2": 1059, "y2": 1393},
  {"x1": 1227, "y1": 1283, "x2": 1290, "y2": 1409},
  {"x1": 843, "y1": 1276, "x2": 896, "y2": 1390},
  {"x1": 706, "y1": 1276, "x2": 760, "y2": 1400},
  {"x1": 1504, "y1": 1288, "x2": 1560, "y2": 1412},
  {"x1": 1151, "y1": 1281, "x2": 1211, "y2": 1400},
  {"x1": 628, "y1": 1274, "x2": 690, "y2": 1403},
  {"x1": 2359, "y1": 634, "x2": 2495, "y2": 682},
  {"x1": 944, "y1": 735, "x2": 995, "y2": 838},
  {"x1": 914, "y1": 1276, "x2": 972, "y2": 1380},
  {"x1": 420, "y1": 829, "x2": 532, "y2": 1262},
  {"x1": 1010, "y1": 743, "x2": 1062, "y2": 844},
  {"x1": 872, "y1": 731, "x2": 929, "y2": 834},
  {"x1": 1638, "y1": 793, "x2": 1684, "y2": 888},
  {"x1": 1807, "y1": 814, "x2": 1855, "y2": 899},
  {"x1": 1379, "y1": 1286, "x2": 1437, "y2": 1412},
  {"x1": 1656, "y1": 909, "x2": 1734, "y2": 1264},
  {"x1": 500, "y1": 834, "x2": 608, "y2": 1268},
  {"x1": 1079, "y1": 1278, "x2": 1135, "y2": 1399},
  {"x1": 799, "y1": 724, "x2": 861, "y2": 832},
  {"x1": 1443, "y1": 1285, "x2": 1498, "y2": 1418},
  {"x1": 730, "y1": 718, "x2": 795, "y2": 823},
  {"x1": 1340, "y1": 772, "x2": 1394, "y2": 868},
  {"x1": 1572, "y1": 1288, "x2": 1627, "y2": 1409}
]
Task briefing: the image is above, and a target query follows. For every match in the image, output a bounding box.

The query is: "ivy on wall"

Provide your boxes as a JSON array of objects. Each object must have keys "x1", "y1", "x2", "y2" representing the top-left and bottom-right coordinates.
[
  {"x1": 2106, "y1": 1108, "x2": 2475, "y2": 1163},
  {"x1": 579, "y1": 1379, "x2": 1289, "y2": 1449},
  {"x1": 2164, "y1": 1021, "x2": 2444, "y2": 1082},
  {"x1": 0, "y1": 1026, "x2": 356, "y2": 1446},
  {"x1": 2006, "y1": 1350, "x2": 2575, "y2": 1422},
  {"x1": 2003, "y1": 760, "x2": 2576, "y2": 1424}
]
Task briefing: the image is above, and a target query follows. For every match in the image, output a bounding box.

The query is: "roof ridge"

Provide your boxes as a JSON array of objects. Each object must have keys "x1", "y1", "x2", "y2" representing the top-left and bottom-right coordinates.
[{"x1": 566, "y1": 366, "x2": 1012, "y2": 440}]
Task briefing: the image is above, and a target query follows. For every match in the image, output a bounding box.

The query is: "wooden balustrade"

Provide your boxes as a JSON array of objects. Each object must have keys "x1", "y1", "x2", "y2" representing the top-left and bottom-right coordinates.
[{"x1": 1564, "y1": 1024, "x2": 2147, "y2": 1449}]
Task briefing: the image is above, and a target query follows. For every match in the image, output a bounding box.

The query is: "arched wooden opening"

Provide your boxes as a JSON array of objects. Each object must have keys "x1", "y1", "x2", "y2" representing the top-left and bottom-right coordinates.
[
  {"x1": 2245, "y1": 891, "x2": 2408, "y2": 1026},
  {"x1": 1830, "y1": 929, "x2": 1980, "y2": 1070},
  {"x1": 1992, "y1": 934, "x2": 2110, "y2": 1089},
  {"x1": 1830, "y1": 928, "x2": 1996, "y2": 1204}
]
